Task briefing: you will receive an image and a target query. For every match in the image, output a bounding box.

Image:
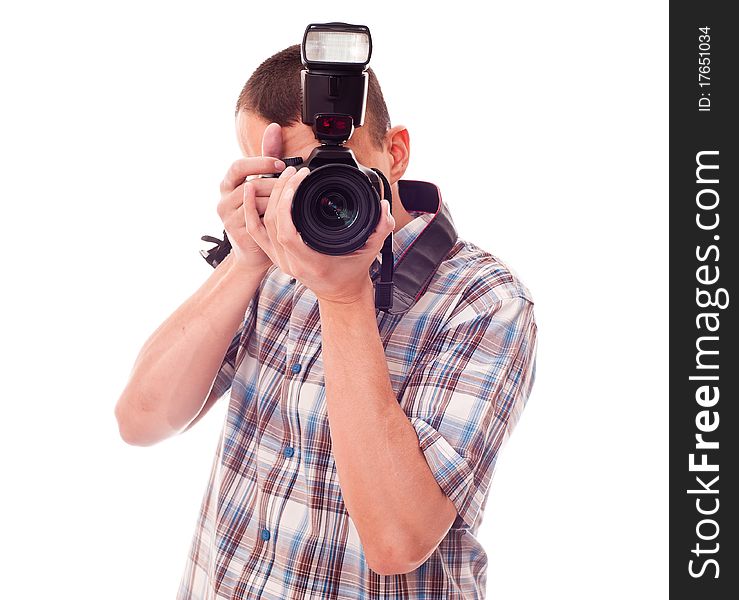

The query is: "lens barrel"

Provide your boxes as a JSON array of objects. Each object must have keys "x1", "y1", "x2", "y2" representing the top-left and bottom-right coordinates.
[{"x1": 291, "y1": 163, "x2": 381, "y2": 255}]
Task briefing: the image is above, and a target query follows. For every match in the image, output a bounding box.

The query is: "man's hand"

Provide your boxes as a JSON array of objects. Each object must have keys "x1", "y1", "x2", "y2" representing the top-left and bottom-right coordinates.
[
  {"x1": 244, "y1": 163, "x2": 396, "y2": 305},
  {"x1": 217, "y1": 122, "x2": 286, "y2": 274}
]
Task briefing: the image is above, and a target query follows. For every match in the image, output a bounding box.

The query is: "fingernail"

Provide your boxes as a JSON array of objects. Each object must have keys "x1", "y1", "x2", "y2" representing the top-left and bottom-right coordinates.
[{"x1": 275, "y1": 160, "x2": 285, "y2": 170}]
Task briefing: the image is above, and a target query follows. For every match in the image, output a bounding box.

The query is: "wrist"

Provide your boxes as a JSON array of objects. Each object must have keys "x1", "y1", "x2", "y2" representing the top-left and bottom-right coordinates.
[
  {"x1": 226, "y1": 254, "x2": 271, "y2": 282},
  {"x1": 317, "y1": 277, "x2": 375, "y2": 311}
]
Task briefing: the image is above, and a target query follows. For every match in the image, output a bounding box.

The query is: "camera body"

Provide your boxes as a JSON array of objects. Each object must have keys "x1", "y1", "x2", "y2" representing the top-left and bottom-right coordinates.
[{"x1": 280, "y1": 115, "x2": 384, "y2": 255}]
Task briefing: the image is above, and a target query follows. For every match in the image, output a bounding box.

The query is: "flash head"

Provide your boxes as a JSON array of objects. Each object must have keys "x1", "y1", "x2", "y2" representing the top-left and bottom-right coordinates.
[
  {"x1": 300, "y1": 23, "x2": 372, "y2": 134},
  {"x1": 301, "y1": 23, "x2": 372, "y2": 70}
]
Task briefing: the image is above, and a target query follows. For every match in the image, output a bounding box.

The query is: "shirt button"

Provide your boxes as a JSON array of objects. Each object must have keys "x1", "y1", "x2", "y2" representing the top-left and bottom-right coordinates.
[
  {"x1": 289, "y1": 278, "x2": 296, "y2": 284},
  {"x1": 284, "y1": 446, "x2": 294, "y2": 458},
  {"x1": 291, "y1": 363, "x2": 302, "y2": 374},
  {"x1": 261, "y1": 528, "x2": 270, "y2": 541}
]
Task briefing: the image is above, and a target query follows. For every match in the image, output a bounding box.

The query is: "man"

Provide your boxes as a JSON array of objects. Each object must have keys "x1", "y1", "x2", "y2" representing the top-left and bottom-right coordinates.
[{"x1": 115, "y1": 43, "x2": 538, "y2": 599}]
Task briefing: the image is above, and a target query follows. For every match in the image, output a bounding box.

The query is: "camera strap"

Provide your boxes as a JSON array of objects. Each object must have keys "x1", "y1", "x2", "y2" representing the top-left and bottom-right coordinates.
[
  {"x1": 200, "y1": 232, "x2": 232, "y2": 268},
  {"x1": 371, "y1": 168, "x2": 395, "y2": 311},
  {"x1": 371, "y1": 177, "x2": 459, "y2": 316}
]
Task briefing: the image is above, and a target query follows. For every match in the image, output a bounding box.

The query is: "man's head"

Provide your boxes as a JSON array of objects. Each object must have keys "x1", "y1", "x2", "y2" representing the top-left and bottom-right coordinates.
[{"x1": 234, "y1": 44, "x2": 411, "y2": 196}]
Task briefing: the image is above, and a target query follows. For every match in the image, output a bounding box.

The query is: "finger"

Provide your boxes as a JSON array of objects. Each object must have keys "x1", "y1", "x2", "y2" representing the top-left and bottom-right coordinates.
[
  {"x1": 223, "y1": 182, "x2": 246, "y2": 210},
  {"x1": 275, "y1": 166, "x2": 310, "y2": 248},
  {"x1": 262, "y1": 122, "x2": 284, "y2": 160},
  {"x1": 362, "y1": 199, "x2": 395, "y2": 251},
  {"x1": 264, "y1": 165, "x2": 297, "y2": 225},
  {"x1": 380, "y1": 199, "x2": 396, "y2": 233},
  {"x1": 263, "y1": 165, "x2": 298, "y2": 264},
  {"x1": 254, "y1": 195, "x2": 272, "y2": 217},
  {"x1": 383, "y1": 199, "x2": 396, "y2": 230},
  {"x1": 243, "y1": 182, "x2": 277, "y2": 260},
  {"x1": 221, "y1": 156, "x2": 286, "y2": 193},
  {"x1": 224, "y1": 182, "x2": 275, "y2": 217},
  {"x1": 220, "y1": 188, "x2": 281, "y2": 239},
  {"x1": 244, "y1": 176, "x2": 278, "y2": 198}
]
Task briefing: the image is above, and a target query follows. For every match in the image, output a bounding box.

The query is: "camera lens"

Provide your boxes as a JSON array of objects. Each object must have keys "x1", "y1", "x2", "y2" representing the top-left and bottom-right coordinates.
[{"x1": 292, "y1": 164, "x2": 381, "y2": 255}]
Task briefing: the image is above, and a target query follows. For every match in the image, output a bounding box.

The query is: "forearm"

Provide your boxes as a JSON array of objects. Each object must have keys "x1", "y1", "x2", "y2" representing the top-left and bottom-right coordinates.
[
  {"x1": 115, "y1": 253, "x2": 268, "y2": 445},
  {"x1": 318, "y1": 280, "x2": 450, "y2": 574}
]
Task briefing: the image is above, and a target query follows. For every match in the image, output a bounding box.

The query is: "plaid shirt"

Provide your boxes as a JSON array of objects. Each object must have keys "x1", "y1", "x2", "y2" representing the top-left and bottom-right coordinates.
[{"x1": 177, "y1": 185, "x2": 538, "y2": 599}]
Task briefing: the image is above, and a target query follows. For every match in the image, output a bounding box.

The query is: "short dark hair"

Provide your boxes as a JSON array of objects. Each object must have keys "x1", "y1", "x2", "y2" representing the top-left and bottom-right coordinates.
[{"x1": 236, "y1": 44, "x2": 391, "y2": 149}]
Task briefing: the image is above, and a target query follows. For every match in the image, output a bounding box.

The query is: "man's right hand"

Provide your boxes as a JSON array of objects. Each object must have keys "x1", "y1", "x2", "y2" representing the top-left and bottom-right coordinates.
[{"x1": 217, "y1": 122, "x2": 286, "y2": 274}]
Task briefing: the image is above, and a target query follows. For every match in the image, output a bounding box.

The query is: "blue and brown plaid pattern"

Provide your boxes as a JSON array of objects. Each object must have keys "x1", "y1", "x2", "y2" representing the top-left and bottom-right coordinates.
[{"x1": 177, "y1": 201, "x2": 538, "y2": 599}]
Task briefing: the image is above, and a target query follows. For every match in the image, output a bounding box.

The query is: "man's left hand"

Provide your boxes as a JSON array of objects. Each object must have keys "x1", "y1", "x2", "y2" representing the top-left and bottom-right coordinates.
[{"x1": 243, "y1": 165, "x2": 395, "y2": 305}]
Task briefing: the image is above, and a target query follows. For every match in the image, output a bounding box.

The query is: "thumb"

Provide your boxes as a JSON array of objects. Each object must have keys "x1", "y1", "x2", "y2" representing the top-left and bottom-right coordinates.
[
  {"x1": 262, "y1": 122, "x2": 283, "y2": 159},
  {"x1": 370, "y1": 199, "x2": 395, "y2": 244},
  {"x1": 382, "y1": 199, "x2": 396, "y2": 232}
]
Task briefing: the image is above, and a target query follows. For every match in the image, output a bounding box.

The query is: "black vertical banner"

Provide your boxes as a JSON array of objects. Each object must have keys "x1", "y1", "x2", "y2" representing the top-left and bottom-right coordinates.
[{"x1": 670, "y1": 4, "x2": 737, "y2": 597}]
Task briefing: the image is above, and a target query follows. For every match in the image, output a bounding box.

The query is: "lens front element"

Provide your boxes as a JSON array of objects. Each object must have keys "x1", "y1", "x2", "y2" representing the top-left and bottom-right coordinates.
[{"x1": 316, "y1": 191, "x2": 357, "y2": 229}]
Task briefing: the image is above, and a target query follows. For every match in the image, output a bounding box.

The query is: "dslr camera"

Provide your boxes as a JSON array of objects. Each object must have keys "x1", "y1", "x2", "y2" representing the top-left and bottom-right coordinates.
[
  {"x1": 279, "y1": 22, "x2": 388, "y2": 255},
  {"x1": 202, "y1": 22, "x2": 394, "y2": 308}
]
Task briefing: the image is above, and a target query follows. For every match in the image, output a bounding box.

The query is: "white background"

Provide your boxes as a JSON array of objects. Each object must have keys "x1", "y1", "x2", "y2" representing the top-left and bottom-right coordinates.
[{"x1": 0, "y1": 1, "x2": 668, "y2": 598}]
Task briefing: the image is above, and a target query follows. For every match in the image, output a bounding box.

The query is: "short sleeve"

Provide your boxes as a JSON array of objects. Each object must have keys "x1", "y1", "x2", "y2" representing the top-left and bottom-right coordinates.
[
  {"x1": 206, "y1": 286, "x2": 261, "y2": 403},
  {"x1": 401, "y1": 295, "x2": 538, "y2": 530}
]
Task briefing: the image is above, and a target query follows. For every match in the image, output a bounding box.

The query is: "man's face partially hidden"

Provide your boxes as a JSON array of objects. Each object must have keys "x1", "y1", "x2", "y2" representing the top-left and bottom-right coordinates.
[{"x1": 236, "y1": 110, "x2": 393, "y2": 180}]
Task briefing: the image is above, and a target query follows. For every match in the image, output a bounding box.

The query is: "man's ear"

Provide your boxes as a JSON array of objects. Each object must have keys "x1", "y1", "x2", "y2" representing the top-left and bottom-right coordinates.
[{"x1": 385, "y1": 125, "x2": 410, "y2": 183}]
